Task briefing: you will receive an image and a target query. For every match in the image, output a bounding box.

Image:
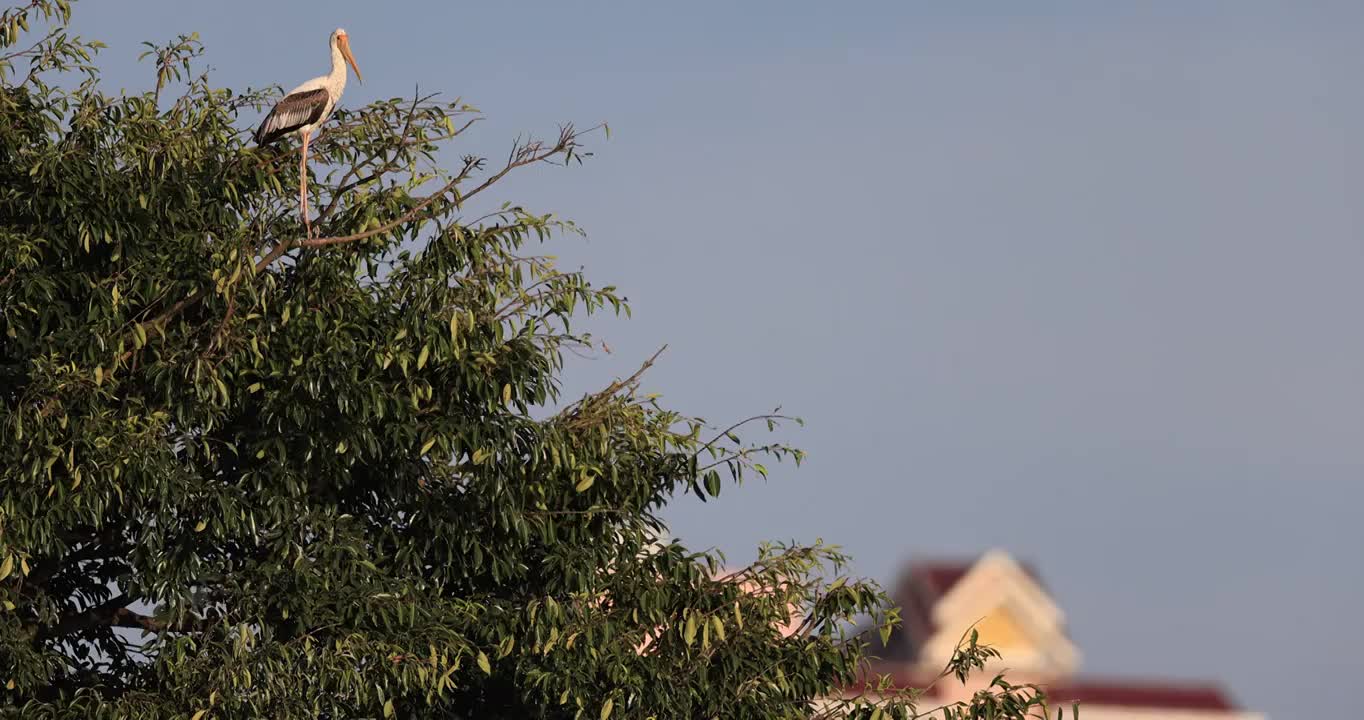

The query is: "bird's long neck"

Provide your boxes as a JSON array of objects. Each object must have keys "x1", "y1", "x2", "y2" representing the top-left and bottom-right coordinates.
[{"x1": 328, "y1": 40, "x2": 349, "y2": 91}]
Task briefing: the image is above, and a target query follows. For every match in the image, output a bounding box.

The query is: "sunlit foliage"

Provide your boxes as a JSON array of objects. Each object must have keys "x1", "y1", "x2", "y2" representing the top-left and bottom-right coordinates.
[{"x1": 0, "y1": 3, "x2": 1072, "y2": 718}]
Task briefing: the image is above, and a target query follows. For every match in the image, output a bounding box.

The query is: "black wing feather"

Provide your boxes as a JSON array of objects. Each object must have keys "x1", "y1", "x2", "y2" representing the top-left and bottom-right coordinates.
[{"x1": 254, "y1": 88, "x2": 330, "y2": 146}]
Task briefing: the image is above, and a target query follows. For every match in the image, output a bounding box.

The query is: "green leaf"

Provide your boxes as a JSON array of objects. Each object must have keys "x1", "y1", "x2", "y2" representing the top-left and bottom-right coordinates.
[{"x1": 704, "y1": 471, "x2": 720, "y2": 497}]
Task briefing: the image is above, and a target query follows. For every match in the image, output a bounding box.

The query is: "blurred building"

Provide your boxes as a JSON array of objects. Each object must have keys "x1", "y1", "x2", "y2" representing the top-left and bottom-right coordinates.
[{"x1": 844, "y1": 549, "x2": 1264, "y2": 720}]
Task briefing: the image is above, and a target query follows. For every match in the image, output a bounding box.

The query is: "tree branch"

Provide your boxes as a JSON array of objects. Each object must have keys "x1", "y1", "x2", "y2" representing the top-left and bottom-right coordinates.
[
  {"x1": 114, "y1": 289, "x2": 202, "y2": 365},
  {"x1": 109, "y1": 607, "x2": 182, "y2": 634},
  {"x1": 292, "y1": 124, "x2": 598, "y2": 253},
  {"x1": 286, "y1": 157, "x2": 479, "y2": 253},
  {"x1": 35, "y1": 593, "x2": 134, "y2": 641},
  {"x1": 693, "y1": 414, "x2": 798, "y2": 460},
  {"x1": 314, "y1": 88, "x2": 429, "y2": 226},
  {"x1": 315, "y1": 117, "x2": 480, "y2": 223},
  {"x1": 24, "y1": 530, "x2": 121, "y2": 592}
]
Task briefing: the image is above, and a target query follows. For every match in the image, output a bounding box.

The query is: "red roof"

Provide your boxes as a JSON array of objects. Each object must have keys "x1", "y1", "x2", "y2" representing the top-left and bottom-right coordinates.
[
  {"x1": 849, "y1": 663, "x2": 1242, "y2": 712},
  {"x1": 1043, "y1": 678, "x2": 1239, "y2": 711},
  {"x1": 913, "y1": 562, "x2": 972, "y2": 596},
  {"x1": 853, "y1": 555, "x2": 1248, "y2": 714},
  {"x1": 907, "y1": 558, "x2": 1045, "y2": 594}
]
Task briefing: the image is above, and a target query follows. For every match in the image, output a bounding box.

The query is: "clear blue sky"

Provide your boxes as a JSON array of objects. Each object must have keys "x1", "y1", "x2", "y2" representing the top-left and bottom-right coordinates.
[{"x1": 64, "y1": 2, "x2": 1363, "y2": 718}]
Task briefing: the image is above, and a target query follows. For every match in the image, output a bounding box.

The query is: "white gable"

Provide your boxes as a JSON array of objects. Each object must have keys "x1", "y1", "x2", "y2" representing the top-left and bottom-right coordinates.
[{"x1": 917, "y1": 549, "x2": 1081, "y2": 676}]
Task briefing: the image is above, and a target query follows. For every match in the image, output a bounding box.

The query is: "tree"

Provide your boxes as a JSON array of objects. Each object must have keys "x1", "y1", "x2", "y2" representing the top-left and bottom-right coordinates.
[{"x1": 1, "y1": 3, "x2": 1068, "y2": 718}]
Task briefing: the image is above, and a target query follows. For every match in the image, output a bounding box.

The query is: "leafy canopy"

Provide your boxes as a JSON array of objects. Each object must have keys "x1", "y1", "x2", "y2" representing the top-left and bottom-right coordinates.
[{"x1": 0, "y1": 3, "x2": 1070, "y2": 718}]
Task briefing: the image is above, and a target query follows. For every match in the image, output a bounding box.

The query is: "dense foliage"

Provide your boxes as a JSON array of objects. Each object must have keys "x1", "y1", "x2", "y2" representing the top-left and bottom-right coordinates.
[{"x1": 1, "y1": 3, "x2": 1070, "y2": 718}]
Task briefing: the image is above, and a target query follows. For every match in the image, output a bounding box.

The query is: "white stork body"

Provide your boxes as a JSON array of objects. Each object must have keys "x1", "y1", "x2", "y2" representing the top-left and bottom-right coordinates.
[{"x1": 255, "y1": 28, "x2": 361, "y2": 237}]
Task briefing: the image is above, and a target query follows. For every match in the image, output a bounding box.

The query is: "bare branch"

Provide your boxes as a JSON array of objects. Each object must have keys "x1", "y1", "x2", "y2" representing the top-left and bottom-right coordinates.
[
  {"x1": 108, "y1": 608, "x2": 184, "y2": 634},
  {"x1": 35, "y1": 593, "x2": 134, "y2": 641},
  {"x1": 283, "y1": 156, "x2": 479, "y2": 253},
  {"x1": 293, "y1": 124, "x2": 599, "y2": 253},
  {"x1": 314, "y1": 88, "x2": 429, "y2": 225}
]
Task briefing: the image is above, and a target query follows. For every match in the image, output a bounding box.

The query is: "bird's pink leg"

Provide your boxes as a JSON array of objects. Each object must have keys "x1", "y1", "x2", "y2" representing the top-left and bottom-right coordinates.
[{"x1": 299, "y1": 130, "x2": 311, "y2": 238}]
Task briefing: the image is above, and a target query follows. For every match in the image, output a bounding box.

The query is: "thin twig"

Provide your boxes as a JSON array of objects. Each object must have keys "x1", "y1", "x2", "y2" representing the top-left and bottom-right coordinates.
[
  {"x1": 693, "y1": 414, "x2": 797, "y2": 459},
  {"x1": 279, "y1": 156, "x2": 480, "y2": 254},
  {"x1": 314, "y1": 88, "x2": 427, "y2": 225}
]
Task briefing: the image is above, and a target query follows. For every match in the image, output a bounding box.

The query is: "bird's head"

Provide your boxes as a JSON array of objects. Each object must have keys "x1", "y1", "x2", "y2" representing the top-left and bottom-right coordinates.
[{"x1": 331, "y1": 28, "x2": 362, "y2": 83}]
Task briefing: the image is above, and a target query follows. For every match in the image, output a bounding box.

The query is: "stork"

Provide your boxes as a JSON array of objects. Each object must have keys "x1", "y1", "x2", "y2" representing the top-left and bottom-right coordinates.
[{"x1": 254, "y1": 28, "x2": 361, "y2": 237}]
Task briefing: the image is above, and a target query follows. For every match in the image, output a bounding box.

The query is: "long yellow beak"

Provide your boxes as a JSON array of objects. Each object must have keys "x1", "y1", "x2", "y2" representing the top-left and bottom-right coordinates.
[{"x1": 339, "y1": 36, "x2": 362, "y2": 83}]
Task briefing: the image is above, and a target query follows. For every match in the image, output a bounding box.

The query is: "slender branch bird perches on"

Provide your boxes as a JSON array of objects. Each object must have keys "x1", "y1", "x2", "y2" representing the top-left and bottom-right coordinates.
[{"x1": 254, "y1": 28, "x2": 362, "y2": 238}]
